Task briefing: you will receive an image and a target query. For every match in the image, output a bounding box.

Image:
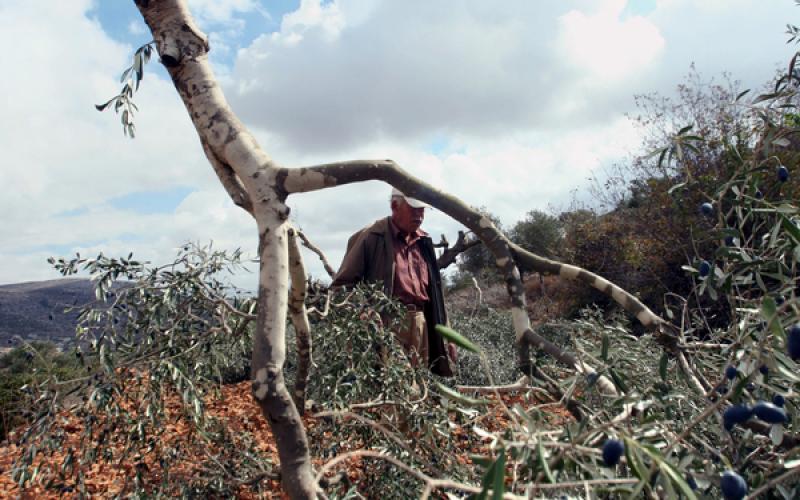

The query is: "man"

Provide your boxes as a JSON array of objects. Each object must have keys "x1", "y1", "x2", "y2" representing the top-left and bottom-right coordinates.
[{"x1": 332, "y1": 188, "x2": 454, "y2": 377}]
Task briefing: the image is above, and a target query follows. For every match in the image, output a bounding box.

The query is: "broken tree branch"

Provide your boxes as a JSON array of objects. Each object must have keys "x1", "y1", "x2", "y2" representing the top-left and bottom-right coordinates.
[
  {"x1": 288, "y1": 228, "x2": 312, "y2": 414},
  {"x1": 436, "y1": 230, "x2": 480, "y2": 270},
  {"x1": 295, "y1": 230, "x2": 336, "y2": 278}
]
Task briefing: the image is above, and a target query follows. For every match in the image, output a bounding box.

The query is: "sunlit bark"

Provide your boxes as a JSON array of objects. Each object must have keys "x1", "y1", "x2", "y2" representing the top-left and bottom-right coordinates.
[
  {"x1": 287, "y1": 228, "x2": 312, "y2": 413},
  {"x1": 133, "y1": 0, "x2": 668, "y2": 496}
]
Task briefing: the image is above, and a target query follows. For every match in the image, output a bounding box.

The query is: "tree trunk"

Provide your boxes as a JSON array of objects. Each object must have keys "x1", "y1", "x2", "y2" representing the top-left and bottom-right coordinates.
[
  {"x1": 133, "y1": 1, "x2": 317, "y2": 497},
  {"x1": 132, "y1": 1, "x2": 667, "y2": 497}
]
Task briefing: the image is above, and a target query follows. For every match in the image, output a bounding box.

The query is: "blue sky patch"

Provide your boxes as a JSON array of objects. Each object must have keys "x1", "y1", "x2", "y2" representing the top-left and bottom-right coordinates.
[
  {"x1": 622, "y1": 0, "x2": 657, "y2": 18},
  {"x1": 108, "y1": 186, "x2": 194, "y2": 215},
  {"x1": 87, "y1": 1, "x2": 142, "y2": 44},
  {"x1": 423, "y1": 134, "x2": 465, "y2": 157},
  {"x1": 55, "y1": 207, "x2": 90, "y2": 218},
  {"x1": 88, "y1": 1, "x2": 303, "y2": 69}
]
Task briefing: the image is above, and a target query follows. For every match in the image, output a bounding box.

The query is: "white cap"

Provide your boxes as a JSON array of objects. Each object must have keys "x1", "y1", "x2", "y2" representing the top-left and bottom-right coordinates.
[{"x1": 390, "y1": 187, "x2": 428, "y2": 208}]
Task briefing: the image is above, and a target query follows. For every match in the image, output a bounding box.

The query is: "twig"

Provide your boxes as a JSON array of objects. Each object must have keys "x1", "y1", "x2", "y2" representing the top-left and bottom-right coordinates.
[
  {"x1": 436, "y1": 230, "x2": 480, "y2": 270},
  {"x1": 678, "y1": 342, "x2": 729, "y2": 350},
  {"x1": 470, "y1": 277, "x2": 483, "y2": 318},
  {"x1": 676, "y1": 351, "x2": 711, "y2": 399},
  {"x1": 296, "y1": 229, "x2": 336, "y2": 278},
  {"x1": 312, "y1": 410, "x2": 423, "y2": 468},
  {"x1": 456, "y1": 378, "x2": 536, "y2": 395},
  {"x1": 196, "y1": 279, "x2": 256, "y2": 320},
  {"x1": 307, "y1": 287, "x2": 332, "y2": 317},
  {"x1": 533, "y1": 477, "x2": 640, "y2": 490},
  {"x1": 746, "y1": 464, "x2": 800, "y2": 499},
  {"x1": 316, "y1": 450, "x2": 526, "y2": 499}
]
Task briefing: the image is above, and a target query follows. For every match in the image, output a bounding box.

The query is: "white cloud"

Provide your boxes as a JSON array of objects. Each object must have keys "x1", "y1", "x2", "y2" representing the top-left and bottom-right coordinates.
[
  {"x1": 0, "y1": 1, "x2": 254, "y2": 285},
  {"x1": 185, "y1": 0, "x2": 269, "y2": 79},
  {"x1": 647, "y1": 0, "x2": 796, "y2": 91},
  {"x1": 278, "y1": 0, "x2": 345, "y2": 43},
  {"x1": 230, "y1": 1, "x2": 574, "y2": 153},
  {"x1": 2, "y1": 0, "x2": 799, "y2": 289},
  {"x1": 557, "y1": 0, "x2": 665, "y2": 82},
  {"x1": 187, "y1": 0, "x2": 260, "y2": 25}
]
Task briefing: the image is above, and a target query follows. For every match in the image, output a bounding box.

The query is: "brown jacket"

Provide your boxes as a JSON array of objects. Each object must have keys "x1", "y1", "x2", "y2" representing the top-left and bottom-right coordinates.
[{"x1": 332, "y1": 217, "x2": 453, "y2": 376}]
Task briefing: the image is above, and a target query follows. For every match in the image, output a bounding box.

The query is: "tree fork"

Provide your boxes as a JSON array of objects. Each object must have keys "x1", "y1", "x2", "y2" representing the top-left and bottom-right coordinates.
[
  {"x1": 134, "y1": 1, "x2": 670, "y2": 496},
  {"x1": 134, "y1": 1, "x2": 316, "y2": 497},
  {"x1": 251, "y1": 226, "x2": 318, "y2": 498}
]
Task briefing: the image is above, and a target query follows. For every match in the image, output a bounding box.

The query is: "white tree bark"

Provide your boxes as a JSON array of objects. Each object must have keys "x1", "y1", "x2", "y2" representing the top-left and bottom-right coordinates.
[
  {"x1": 288, "y1": 227, "x2": 312, "y2": 413},
  {"x1": 133, "y1": 1, "x2": 316, "y2": 496},
  {"x1": 133, "y1": 1, "x2": 668, "y2": 496}
]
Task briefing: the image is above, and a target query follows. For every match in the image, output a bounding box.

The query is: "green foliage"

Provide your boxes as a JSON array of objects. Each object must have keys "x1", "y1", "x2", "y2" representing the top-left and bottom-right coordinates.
[
  {"x1": 306, "y1": 282, "x2": 410, "y2": 408},
  {"x1": 307, "y1": 283, "x2": 469, "y2": 497},
  {"x1": 562, "y1": 65, "x2": 800, "y2": 321},
  {"x1": 450, "y1": 307, "x2": 517, "y2": 387},
  {"x1": 95, "y1": 42, "x2": 154, "y2": 138},
  {"x1": 509, "y1": 209, "x2": 564, "y2": 259},
  {"x1": 0, "y1": 341, "x2": 84, "y2": 440},
  {"x1": 469, "y1": 66, "x2": 800, "y2": 497},
  {"x1": 11, "y1": 244, "x2": 274, "y2": 496},
  {"x1": 436, "y1": 36, "x2": 800, "y2": 499}
]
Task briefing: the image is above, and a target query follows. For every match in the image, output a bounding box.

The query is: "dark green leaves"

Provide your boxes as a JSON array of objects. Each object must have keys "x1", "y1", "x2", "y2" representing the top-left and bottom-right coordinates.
[{"x1": 761, "y1": 296, "x2": 785, "y2": 341}]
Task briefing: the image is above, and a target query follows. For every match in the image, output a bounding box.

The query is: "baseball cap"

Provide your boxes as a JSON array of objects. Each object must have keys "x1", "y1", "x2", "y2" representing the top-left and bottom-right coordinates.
[{"x1": 390, "y1": 187, "x2": 429, "y2": 208}]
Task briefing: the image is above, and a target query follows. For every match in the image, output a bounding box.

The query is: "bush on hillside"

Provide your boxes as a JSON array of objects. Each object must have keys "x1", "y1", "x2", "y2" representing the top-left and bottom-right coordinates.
[
  {"x1": 509, "y1": 209, "x2": 564, "y2": 260},
  {"x1": 452, "y1": 208, "x2": 506, "y2": 287},
  {"x1": 562, "y1": 67, "x2": 800, "y2": 324},
  {"x1": 0, "y1": 341, "x2": 84, "y2": 441}
]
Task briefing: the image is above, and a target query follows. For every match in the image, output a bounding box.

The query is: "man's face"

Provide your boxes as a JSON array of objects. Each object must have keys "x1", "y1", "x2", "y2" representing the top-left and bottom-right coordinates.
[{"x1": 391, "y1": 198, "x2": 425, "y2": 233}]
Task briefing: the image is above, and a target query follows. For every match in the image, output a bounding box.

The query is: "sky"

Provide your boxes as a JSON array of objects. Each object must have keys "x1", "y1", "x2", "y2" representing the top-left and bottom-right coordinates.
[{"x1": 1, "y1": 0, "x2": 798, "y2": 289}]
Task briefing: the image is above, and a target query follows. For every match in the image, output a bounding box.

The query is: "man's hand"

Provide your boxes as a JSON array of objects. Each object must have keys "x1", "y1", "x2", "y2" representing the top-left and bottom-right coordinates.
[{"x1": 447, "y1": 342, "x2": 458, "y2": 363}]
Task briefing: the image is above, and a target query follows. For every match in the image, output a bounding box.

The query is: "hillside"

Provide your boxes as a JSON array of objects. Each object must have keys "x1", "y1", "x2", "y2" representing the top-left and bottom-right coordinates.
[{"x1": 0, "y1": 279, "x2": 95, "y2": 350}]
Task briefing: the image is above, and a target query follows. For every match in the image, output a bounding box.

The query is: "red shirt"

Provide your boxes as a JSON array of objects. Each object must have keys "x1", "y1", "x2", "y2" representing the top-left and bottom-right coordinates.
[{"x1": 389, "y1": 220, "x2": 430, "y2": 306}]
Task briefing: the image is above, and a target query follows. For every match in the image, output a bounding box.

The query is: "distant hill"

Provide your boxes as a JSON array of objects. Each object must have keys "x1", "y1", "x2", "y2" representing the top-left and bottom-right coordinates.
[{"x1": 0, "y1": 279, "x2": 97, "y2": 350}]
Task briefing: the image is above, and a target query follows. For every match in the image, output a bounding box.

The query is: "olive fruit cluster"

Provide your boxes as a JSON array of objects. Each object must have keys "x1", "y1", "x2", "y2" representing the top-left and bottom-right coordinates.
[{"x1": 723, "y1": 401, "x2": 787, "y2": 431}]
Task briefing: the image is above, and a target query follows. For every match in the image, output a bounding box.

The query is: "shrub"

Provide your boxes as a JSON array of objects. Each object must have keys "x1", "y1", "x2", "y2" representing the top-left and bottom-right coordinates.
[
  {"x1": 0, "y1": 341, "x2": 84, "y2": 440},
  {"x1": 306, "y1": 283, "x2": 469, "y2": 497},
  {"x1": 509, "y1": 209, "x2": 564, "y2": 259},
  {"x1": 9, "y1": 244, "x2": 272, "y2": 496}
]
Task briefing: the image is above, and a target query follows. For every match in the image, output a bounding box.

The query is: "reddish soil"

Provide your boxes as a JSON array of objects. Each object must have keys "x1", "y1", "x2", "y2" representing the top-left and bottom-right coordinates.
[{"x1": 0, "y1": 382, "x2": 570, "y2": 498}]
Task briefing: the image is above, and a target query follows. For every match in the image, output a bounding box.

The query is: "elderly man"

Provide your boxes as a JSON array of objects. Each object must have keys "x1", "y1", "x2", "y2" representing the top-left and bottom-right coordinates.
[{"x1": 332, "y1": 188, "x2": 453, "y2": 377}]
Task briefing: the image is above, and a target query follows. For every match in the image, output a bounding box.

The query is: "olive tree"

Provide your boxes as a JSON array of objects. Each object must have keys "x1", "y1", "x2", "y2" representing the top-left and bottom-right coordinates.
[
  {"x1": 7, "y1": 2, "x2": 800, "y2": 498},
  {"x1": 87, "y1": 1, "x2": 676, "y2": 497}
]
